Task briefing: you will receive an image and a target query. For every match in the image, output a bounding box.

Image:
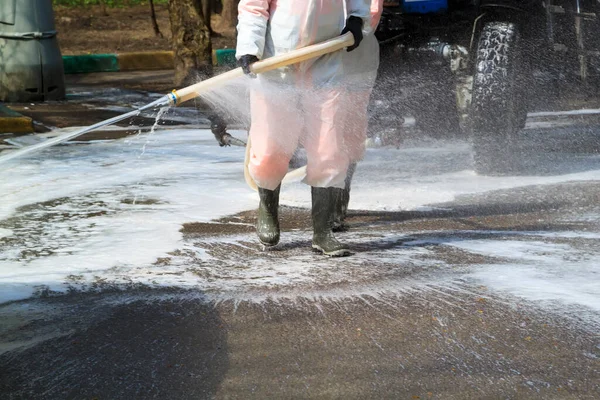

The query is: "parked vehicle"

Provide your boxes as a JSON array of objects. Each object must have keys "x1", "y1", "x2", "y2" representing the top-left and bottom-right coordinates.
[{"x1": 375, "y1": 0, "x2": 600, "y2": 174}]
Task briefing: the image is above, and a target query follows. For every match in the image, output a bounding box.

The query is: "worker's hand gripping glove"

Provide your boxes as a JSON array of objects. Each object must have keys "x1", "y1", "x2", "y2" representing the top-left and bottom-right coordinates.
[
  {"x1": 238, "y1": 55, "x2": 259, "y2": 77},
  {"x1": 341, "y1": 16, "x2": 363, "y2": 52}
]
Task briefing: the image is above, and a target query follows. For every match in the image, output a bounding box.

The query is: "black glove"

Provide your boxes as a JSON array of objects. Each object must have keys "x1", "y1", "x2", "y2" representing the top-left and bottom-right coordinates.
[
  {"x1": 341, "y1": 16, "x2": 363, "y2": 52},
  {"x1": 210, "y1": 116, "x2": 231, "y2": 147},
  {"x1": 238, "y1": 54, "x2": 259, "y2": 76}
]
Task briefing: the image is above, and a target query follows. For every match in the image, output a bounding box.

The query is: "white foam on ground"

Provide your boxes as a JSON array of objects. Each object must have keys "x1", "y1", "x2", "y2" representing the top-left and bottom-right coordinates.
[
  {"x1": 0, "y1": 129, "x2": 254, "y2": 221},
  {"x1": 470, "y1": 263, "x2": 600, "y2": 312},
  {"x1": 0, "y1": 129, "x2": 256, "y2": 303},
  {"x1": 450, "y1": 238, "x2": 600, "y2": 312},
  {"x1": 281, "y1": 144, "x2": 600, "y2": 211},
  {"x1": 397, "y1": 231, "x2": 600, "y2": 324},
  {"x1": 452, "y1": 239, "x2": 600, "y2": 313},
  {"x1": 1, "y1": 127, "x2": 600, "y2": 305}
]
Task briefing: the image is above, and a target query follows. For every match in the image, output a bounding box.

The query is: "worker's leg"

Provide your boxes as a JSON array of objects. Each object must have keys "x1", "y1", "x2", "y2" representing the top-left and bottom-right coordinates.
[
  {"x1": 247, "y1": 86, "x2": 302, "y2": 191},
  {"x1": 332, "y1": 89, "x2": 372, "y2": 231},
  {"x1": 302, "y1": 88, "x2": 351, "y2": 256},
  {"x1": 344, "y1": 90, "x2": 372, "y2": 162},
  {"x1": 301, "y1": 88, "x2": 350, "y2": 189},
  {"x1": 332, "y1": 162, "x2": 356, "y2": 232},
  {"x1": 257, "y1": 184, "x2": 281, "y2": 246},
  {"x1": 248, "y1": 85, "x2": 302, "y2": 246}
]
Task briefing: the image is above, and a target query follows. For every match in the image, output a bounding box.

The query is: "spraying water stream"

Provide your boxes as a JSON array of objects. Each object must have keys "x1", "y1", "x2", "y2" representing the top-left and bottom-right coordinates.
[{"x1": 0, "y1": 96, "x2": 171, "y2": 165}]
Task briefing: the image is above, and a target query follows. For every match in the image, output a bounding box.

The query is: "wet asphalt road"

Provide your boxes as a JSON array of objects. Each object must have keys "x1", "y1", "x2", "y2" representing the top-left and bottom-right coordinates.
[{"x1": 1, "y1": 102, "x2": 600, "y2": 398}]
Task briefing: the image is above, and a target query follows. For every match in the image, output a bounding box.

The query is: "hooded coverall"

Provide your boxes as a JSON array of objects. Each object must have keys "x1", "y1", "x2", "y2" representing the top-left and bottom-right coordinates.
[{"x1": 236, "y1": 0, "x2": 372, "y2": 191}]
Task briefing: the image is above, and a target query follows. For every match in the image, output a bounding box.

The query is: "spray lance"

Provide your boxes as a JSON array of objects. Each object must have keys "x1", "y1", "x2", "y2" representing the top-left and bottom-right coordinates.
[{"x1": 0, "y1": 33, "x2": 355, "y2": 168}]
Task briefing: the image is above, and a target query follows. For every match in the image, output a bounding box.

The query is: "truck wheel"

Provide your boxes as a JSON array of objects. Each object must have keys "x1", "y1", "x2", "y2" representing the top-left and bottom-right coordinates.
[{"x1": 471, "y1": 22, "x2": 528, "y2": 175}]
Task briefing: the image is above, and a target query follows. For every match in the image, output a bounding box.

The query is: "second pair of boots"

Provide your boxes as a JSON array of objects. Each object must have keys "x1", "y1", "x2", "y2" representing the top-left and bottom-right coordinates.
[{"x1": 257, "y1": 185, "x2": 351, "y2": 257}]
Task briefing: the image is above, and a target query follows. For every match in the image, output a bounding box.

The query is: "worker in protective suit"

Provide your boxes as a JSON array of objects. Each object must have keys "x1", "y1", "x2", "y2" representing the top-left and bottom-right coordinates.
[
  {"x1": 333, "y1": 0, "x2": 383, "y2": 231},
  {"x1": 236, "y1": 0, "x2": 371, "y2": 257}
]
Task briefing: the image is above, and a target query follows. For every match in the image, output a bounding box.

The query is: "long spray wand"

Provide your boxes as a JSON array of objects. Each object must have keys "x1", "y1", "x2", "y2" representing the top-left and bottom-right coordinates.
[{"x1": 0, "y1": 33, "x2": 355, "y2": 166}]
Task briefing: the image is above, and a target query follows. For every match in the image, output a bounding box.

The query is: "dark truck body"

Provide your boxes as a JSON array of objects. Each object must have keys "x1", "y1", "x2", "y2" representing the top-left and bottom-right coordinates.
[{"x1": 373, "y1": 0, "x2": 600, "y2": 174}]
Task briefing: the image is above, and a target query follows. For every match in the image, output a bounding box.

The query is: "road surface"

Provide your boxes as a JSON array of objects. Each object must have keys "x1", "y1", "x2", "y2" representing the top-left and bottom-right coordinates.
[{"x1": 1, "y1": 104, "x2": 599, "y2": 399}]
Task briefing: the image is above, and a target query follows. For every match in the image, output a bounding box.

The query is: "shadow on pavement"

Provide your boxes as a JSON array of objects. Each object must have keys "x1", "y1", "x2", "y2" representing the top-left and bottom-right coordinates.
[{"x1": 0, "y1": 292, "x2": 228, "y2": 399}]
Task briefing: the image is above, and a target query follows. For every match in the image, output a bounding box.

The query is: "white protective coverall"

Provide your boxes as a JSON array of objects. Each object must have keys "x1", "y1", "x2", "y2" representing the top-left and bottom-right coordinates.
[
  {"x1": 342, "y1": 0, "x2": 383, "y2": 162},
  {"x1": 236, "y1": 0, "x2": 372, "y2": 191}
]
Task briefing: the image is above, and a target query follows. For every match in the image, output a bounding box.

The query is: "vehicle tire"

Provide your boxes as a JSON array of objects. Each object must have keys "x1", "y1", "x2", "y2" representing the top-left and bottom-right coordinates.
[{"x1": 471, "y1": 22, "x2": 528, "y2": 175}]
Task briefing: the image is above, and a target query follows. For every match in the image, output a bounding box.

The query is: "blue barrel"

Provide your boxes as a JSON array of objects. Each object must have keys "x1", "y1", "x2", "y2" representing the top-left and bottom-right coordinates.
[
  {"x1": 0, "y1": 0, "x2": 65, "y2": 102},
  {"x1": 403, "y1": 0, "x2": 448, "y2": 14}
]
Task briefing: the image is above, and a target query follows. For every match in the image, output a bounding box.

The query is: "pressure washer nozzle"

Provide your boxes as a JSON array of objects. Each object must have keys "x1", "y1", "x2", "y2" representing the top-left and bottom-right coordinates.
[
  {"x1": 224, "y1": 134, "x2": 247, "y2": 147},
  {"x1": 167, "y1": 90, "x2": 180, "y2": 106}
]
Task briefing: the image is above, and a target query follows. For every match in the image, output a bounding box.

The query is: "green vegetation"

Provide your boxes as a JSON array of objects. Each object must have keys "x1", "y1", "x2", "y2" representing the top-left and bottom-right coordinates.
[{"x1": 53, "y1": 0, "x2": 168, "y2": 7}]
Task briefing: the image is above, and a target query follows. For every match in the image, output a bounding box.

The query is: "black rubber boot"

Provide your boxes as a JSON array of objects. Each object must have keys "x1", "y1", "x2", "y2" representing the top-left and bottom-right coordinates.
[
  {"x1": 312, "y1": 187, "x2": 351, "y2": 257},
  {"x1": 257, "y1": 185, "x2": 280, "y2": 247},
  {"x1": 333, "y1": 163, "x2": 356, "y2": 232}
]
